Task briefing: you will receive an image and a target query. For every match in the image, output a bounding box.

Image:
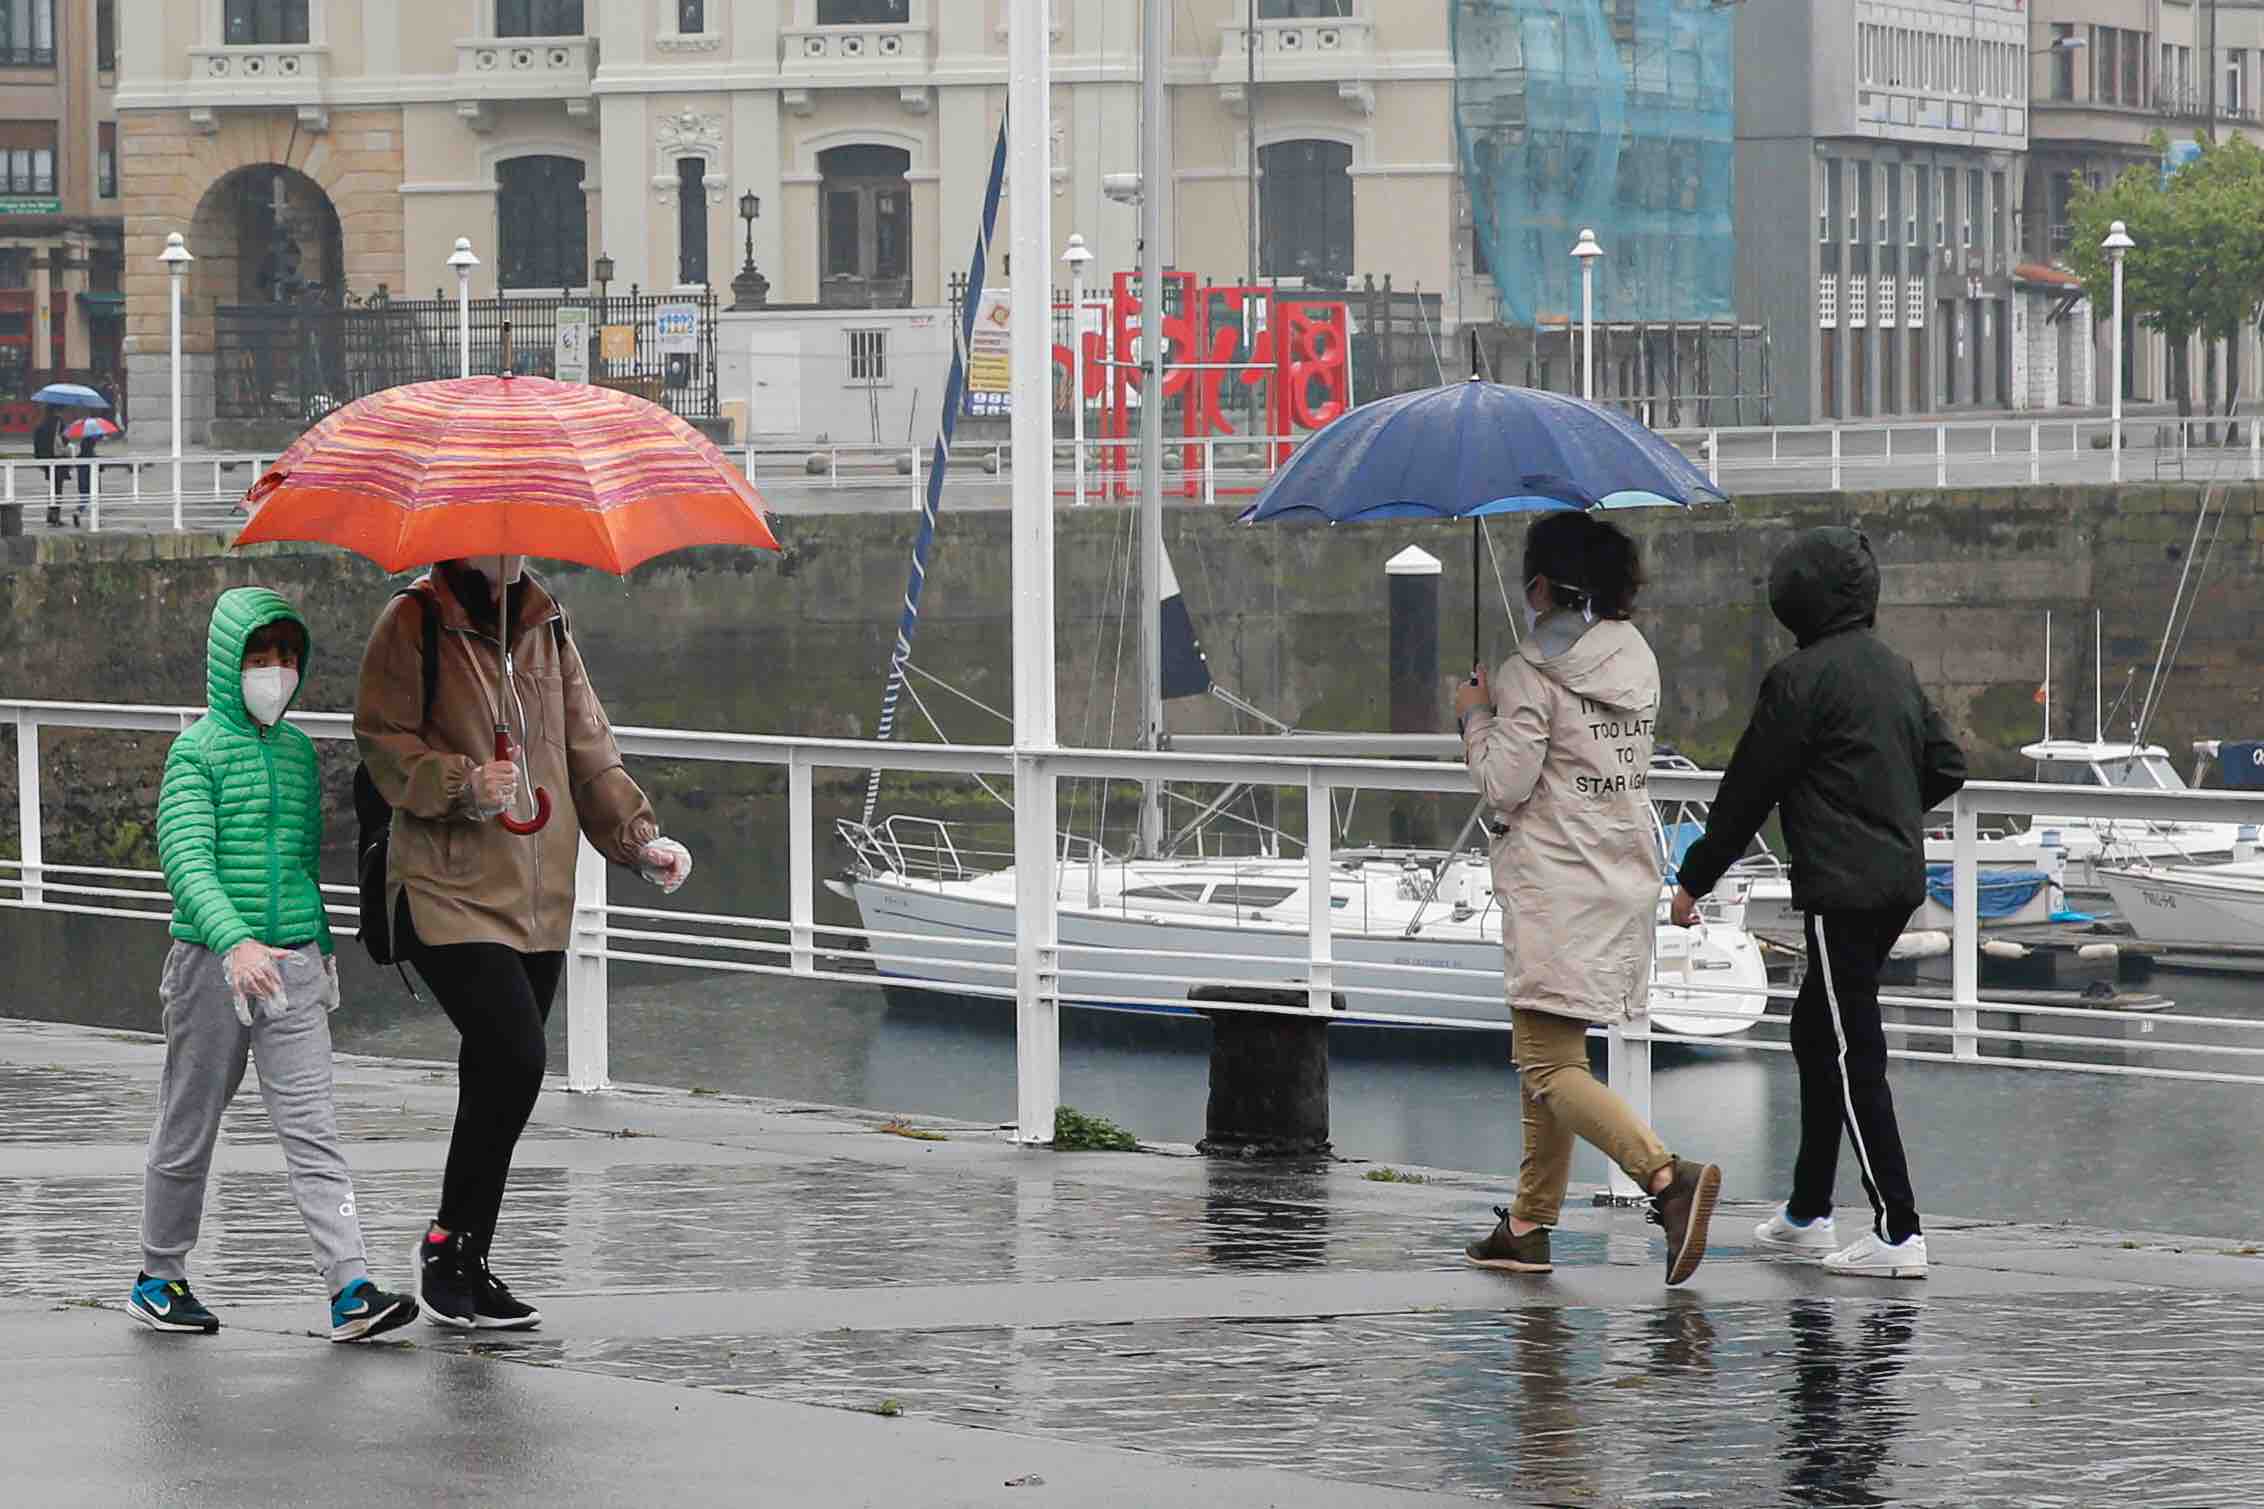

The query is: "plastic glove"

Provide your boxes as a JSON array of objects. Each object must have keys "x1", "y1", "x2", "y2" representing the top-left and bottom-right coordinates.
[
  {"x1": 635, "y1": 837, "x2": 692, "y2": 894},
  {"x1": 224, "y1": 939, "x2": 287, "y2": 1006},
  {"x1": 468, "y1": 757, "x2": 518, "y2": 821},
  {"x1": 321, "y1": 954, "x2": 342, "y2": 1014}
]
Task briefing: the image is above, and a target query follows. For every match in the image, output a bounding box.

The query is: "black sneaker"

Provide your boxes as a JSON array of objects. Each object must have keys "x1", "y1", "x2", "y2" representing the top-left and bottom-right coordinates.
[
  {"x1": 1647, "y1": 1158, "x2": 1723, "y2": 1287},
  {"x1": 128, "y1": 1272, "x2": 219, "y2": 1333},
  {"x1": 1464, "y1": 1207, "x2": 1554, "y2": 1272},
  {"x1": 330, "y1": 1277, "x2": 420, "y2": 1343},
  {"x1": 462, "y1": 1238, "x2": 542, "y2": 1331},
  {"x1": 416, "y1": 1229, "x2": 480, "y2": 1330}
]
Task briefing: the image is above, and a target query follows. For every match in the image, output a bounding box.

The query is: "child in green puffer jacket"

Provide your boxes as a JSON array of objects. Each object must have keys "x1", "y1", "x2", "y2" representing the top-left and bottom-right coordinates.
[{"x1": 129, "y1": 586, "x2": 420, "y2": 1343}]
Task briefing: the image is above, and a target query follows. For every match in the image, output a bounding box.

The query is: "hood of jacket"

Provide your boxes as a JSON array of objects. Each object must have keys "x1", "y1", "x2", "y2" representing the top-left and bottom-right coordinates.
[
  {"x1": 1519, "y1": 616, "x2": 1656, "y2": 713},
  {"x1": 205, "y1": 587, "x2": 310, "y2": 732},
  {"x1": 1768, "y1": 526, "x2": 1879, "y2": 647}
]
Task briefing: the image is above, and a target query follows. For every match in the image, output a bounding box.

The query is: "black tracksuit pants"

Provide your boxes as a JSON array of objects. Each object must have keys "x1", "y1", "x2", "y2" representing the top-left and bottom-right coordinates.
[
  {"x1": 1787, "y1": 908, "x2": 1922, "y2": 1244},
  {"x1": 398, "y1": 899, "x2": 564, "y2": 1243}
]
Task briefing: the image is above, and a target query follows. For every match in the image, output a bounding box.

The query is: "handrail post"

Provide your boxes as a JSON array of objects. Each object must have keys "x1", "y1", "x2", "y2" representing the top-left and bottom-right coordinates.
[
  {"x1": 1706, "y1": 427, "x2": 1719, "y2": 485},
  {"x1": 15, "y1": 711, "x2": 39, "y2": 909},
  {"x1": 1307, "y1": 775, "x2": 1333, "y2": 1013},
  {"x1": 2029, "y1": 421, "x2": 2040, "y2": 484},
  {"x1": 565, "y1": 832, "x2": 611, "y2": 1091},
  {"x1": 1203, "y1": 437, "x2": 1216, "y2": 507},
  {"x1": 789, "y1": 752, "x2": 815, "y2": 975},
  {"x1": 1951, "y1": 794, "x2": 1980, "y2": 1061},
  {"x1": 1830, "y1": 427, "x2": 1841, "y2": 490},
  {"x1": 1935, "y1": 423, "x2": 1947, "y2": 488},
  {"x1": 86, "y1": 458, "x2": 99, "y2": 533}
]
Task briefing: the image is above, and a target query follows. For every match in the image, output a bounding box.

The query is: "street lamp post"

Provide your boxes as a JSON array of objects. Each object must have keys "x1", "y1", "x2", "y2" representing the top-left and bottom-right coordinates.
[
  {"x1": 593, "y1": 253, "x2": 614, "y2": 380},
  {"x1": 159, "y1": 232, "x2": 194, "y2": 531},
  {"x1": 1061, "y1": 232, "x2": 1093, "y2": 508},
  {"x1": 1571, "y1": 227, "x2": 1604, "y2": 401},
  {"x1": 2103, "y1": 218, "x2": 2134, "y2": 484},
  {"x1": 447, "y1": 237, "x2": 479, "y2": 379},
  {"x1": 731, "y1": 191, "x2": 770, "y2": 310}
]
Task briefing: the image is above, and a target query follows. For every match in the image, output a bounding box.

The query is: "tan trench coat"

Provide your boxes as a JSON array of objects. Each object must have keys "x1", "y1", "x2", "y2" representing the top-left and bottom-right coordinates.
[
  {"x1": 1462, "y1": 616, "x2": 1661, "y2": 1026},
  {"x1": 354, "y1": 570, "x2": 657, "y2": 953}
]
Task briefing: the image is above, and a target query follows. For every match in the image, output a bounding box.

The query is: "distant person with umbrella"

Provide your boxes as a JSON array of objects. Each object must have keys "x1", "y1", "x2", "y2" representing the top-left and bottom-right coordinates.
[
  {"x1": 67, "y1": 413, "x2": 120, "y2": 528},
  {"x1": 1453, "y1": 511, "x2": 1722, "y2": 1287},
  {"x1": 31, "y1": 406, "x2": 64, "y2": 527},
  {"x1": 237, "y1": 370, "x2": 775, "y2": 1330}
]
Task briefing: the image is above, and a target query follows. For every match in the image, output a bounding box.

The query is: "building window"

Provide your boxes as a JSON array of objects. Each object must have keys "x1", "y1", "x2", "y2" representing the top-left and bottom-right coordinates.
[
  {"x1": 97, "y1": 122, "x2": 116, "y2": 198},
  {"x1": 496, "y1": 155, "x2": 587, "y2": 289},
  {"x1": 676, "y1": 158, "x2": 708, "y2": 287},
  {"x1": 96, "y1": 0, "x2": 114, "y2": 70},
  {"x1": 848, "y1": 328, "x2": 887, "y2": 385},
  {"x1": 1989, "y1": 170, "x2": 2006, "y2": 273},
  {"x1": 1260, "y1": 139, "x2": 1354, "y2": 283},
  {"x1": 2229, "y1": 53, "x2": 2247, "y2": 117},
  {"x1": 819, "y1": 143, "x2": 912, "y2": 307},
  {"x1": 1936, "y1": 166, "x2": 1951, "y2": 249},
  {"x1": 816, "y1": 0, "x2": 909, "y2": 23},
  {"x1": 1904, "y1": 164, "x2": 1919, "y2": 247},
  {"x1": 224, "y1": 0, "x2": 307, "y2": 46},
  {"x1": 1260, "y1": 1, "x2": 1355, "y2": 15},
  {"x1": 1875, "y1": 162, "x2": 1889, "y2": 244},
  {"x1": 0, "y1": 0, "x2": 54, "y2": 65},
  {"x1": 1855, "y1": 162, "x2": 1871, "y2": 246},
  {"x1": 0, "y1": 122, "x2": 56, "y2": 194},
  {"x1": 496, "y1": 0, "x2": 584, "y2": 38},
  {"x1": 1816, "y1": 160, "x2": 1830, "y2": 242},
  {"x1": 1817, "y1": 274, "x2": 1837, "y2": 329},
  {"x1": 1965, "y1": 169, "x2": 1981, "y2": 251}
]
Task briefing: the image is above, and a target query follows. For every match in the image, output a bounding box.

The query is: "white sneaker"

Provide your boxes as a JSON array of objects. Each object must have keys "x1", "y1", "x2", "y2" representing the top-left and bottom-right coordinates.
[
  {"x1": 1754, "y1": 1205, "x2": 1838, "y2": 1258},
  {"x1": 1822, "y1": 1231, "x2": 1928, "y2": 1280}
]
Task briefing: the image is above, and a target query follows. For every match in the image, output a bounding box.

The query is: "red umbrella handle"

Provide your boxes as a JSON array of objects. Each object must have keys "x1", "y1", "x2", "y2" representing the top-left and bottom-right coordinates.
[{"x1": 494, "y1": 727, "x2": 551, "y2": 835}]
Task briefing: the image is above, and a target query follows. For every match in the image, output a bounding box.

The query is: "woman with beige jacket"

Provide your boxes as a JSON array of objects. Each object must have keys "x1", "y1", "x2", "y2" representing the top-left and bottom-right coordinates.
[
  {"x1": 356, "y1": 555, "x2": 691, "y2": 1330},
  {"x1": 1452, "y1": 511, "x2": 1722, "y2": 1287}
]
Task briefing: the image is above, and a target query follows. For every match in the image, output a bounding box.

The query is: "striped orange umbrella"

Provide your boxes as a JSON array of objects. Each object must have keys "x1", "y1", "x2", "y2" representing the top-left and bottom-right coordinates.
[{"x1": 237, "y1": 374, "x2": 779, "y2": 572}]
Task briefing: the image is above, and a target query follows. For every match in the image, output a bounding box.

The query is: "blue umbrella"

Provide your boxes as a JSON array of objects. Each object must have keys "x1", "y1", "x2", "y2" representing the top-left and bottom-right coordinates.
[
  {"x1": 31, "y1": 382, "x2": 111, "y2": 410},
  {"x1": 1238, "y1": 376, "x2": 1727, "y2": 661}
]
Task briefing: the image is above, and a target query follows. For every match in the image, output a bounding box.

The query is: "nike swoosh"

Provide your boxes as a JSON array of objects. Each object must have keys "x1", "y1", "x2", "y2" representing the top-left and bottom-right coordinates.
[
  {"x1": 145, "y1": 1294, "x2": 174, "y2": 1316},
  {"x1": 340, "y1": 1301, "x2": 369, "y2": 1317}
]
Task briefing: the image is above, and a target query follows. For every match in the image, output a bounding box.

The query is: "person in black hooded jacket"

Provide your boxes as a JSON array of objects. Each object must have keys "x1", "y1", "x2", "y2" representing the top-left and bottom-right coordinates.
[{"x1": 1670, "y1": 526, "x2": 1965, "y2": 1280}]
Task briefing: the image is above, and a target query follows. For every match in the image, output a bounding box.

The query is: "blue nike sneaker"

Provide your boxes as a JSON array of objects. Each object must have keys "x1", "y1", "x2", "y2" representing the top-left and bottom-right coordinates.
[
  {"x1": 329, "y1": 1277, "x2": 419, "y2": 1343},
  {"x1": 128, "y1": 1273, "x2": 219, "y2": 1334}
]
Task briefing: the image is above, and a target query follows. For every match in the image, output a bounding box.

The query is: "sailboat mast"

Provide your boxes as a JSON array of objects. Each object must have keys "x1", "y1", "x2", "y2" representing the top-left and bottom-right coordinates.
[
  {"x1": 1136, "y1": 0, "x2": 1167, "y2": 856},
  {"x1": 2043, "y1": 610, "x2": 2051, "y2": 743},
  {"x1": 2094, "y1": 609, "x2": 2103, "y2": 745}
]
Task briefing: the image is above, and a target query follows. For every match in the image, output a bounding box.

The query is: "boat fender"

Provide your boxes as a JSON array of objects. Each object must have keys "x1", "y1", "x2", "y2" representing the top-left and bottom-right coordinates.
[
  {"x1": 1982, "y1": 940, "x2": 2030, "y2": 960},
  {"x1": 1890, "y1": 931, "x2": 1951, "y2": 960},
  {"x1": 2076, "y1": 943, "x2": 2121, "y2": 963}
]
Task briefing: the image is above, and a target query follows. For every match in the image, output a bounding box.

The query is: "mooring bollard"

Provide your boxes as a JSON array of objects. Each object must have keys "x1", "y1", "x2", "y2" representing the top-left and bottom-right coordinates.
[{"x1": 1190, "y1": 984, "x2": 1335, "y2": 1158}]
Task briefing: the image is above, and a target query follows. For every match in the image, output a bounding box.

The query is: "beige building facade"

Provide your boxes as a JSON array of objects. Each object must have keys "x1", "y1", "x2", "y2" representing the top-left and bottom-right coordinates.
[{"x1": 114, "y1": 1, "x2": 1474, "y2": 443}]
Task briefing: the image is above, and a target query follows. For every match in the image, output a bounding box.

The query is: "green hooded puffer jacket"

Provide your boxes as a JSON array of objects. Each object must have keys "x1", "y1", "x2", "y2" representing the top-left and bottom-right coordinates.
[{"x1": 155, "y1": 587, "x2": 334, "y2": 958}]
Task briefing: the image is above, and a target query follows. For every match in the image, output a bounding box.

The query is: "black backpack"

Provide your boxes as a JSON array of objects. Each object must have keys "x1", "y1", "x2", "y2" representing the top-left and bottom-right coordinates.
[
  {"x1": 352, "y1": 585, "x2": 572, "y2": 967},
  {"x1": 354, "y1": 588, "x2": 440, "y2": 967}
]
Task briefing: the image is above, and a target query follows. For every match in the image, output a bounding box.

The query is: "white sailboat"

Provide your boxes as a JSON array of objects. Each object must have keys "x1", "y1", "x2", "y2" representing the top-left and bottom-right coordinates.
[{"x1": 2097, "y1": 860, "x2": 2264, "y2": 966}]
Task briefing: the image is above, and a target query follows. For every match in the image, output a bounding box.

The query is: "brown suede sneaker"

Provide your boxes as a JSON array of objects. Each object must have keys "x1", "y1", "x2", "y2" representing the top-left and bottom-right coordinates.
[
  {"x1": 1465, "y1": 1207, "x2": 1553, "y2": 1272},
  {"x1": 1647, "y1": 1159, "x2": 1723, "y2": 1286}
]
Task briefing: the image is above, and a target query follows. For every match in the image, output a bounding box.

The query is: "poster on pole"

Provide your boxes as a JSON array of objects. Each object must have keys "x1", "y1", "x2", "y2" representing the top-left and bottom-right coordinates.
[
  {"x1": 600, "y1": 324, "x2": 637, "y2": 362},
  {"x1": 965, "y1": 289, "x2": 1012, "y2": 417},
  {"x1": 655, "y1": 301, "x2": 702, "y2": 355},
  {"x1": 555, "y1": 307, "x2": 590, "y2": 383}
]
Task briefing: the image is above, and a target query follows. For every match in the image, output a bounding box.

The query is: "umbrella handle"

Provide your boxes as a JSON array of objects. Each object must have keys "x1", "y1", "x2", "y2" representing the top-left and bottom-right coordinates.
[{"x1": 494, "y1": 727, "x2": 552, "y2": 835}]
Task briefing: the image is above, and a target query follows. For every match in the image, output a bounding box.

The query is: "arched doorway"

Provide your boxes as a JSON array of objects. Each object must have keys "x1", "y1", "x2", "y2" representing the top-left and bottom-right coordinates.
[
  {"x1": 818, "y1": 144, "x2": 911, "y2": 308},
  {"x1": 189, "y1": 164, "x2": 348, "y2": 426}
]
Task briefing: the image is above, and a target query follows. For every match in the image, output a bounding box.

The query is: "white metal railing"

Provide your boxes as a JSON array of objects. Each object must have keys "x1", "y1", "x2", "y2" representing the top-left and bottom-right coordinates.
[
  {"x1": 12, "y1": 700, "x2": 2264, "y2": 1169},
  {"x1": 7, "y1": 416, "x2": 2246, "y2": 538}
]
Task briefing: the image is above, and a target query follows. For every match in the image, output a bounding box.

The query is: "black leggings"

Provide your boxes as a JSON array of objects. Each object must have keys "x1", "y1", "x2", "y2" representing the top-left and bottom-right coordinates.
[{"x1": 398, "y1": 898, "x2": 563, "y2": 1241}]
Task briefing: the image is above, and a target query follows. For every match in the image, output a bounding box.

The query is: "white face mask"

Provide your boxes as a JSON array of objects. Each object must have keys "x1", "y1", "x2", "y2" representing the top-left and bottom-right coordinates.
[
  {"x1": 241, "y1": 665, "x2": 298, "y2": 726},
  {"x1": 1522, "y1": 577, "x2": 1544, "y2": 637}
]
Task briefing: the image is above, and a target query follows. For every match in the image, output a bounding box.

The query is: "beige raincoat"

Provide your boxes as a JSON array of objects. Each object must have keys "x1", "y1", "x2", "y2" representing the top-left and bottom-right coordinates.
[{"x1": 1462, "y1": 615, "x2": 1661, "y2": 1026}]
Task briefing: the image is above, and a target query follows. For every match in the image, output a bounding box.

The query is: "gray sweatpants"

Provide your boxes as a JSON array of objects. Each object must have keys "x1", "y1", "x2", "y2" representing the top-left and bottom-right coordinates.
[{"x1": 141, "y1": 941, "x2": 370, "y2": 1295}]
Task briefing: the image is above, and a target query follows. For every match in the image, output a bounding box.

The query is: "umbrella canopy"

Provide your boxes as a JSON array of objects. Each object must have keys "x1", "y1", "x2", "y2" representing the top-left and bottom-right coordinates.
[
  {"x1": 1237, "y1": 379, "x2": 1726, "y2": 525},
  {"x1": 62, "y1": 416, "x2": 121, "y2": 442},
  {"x1": 32, "y1": 383, "x2": 110, "y2": 410},
  {"x1": 238, "y1": 374, "x2": 779, "y2": 573}
]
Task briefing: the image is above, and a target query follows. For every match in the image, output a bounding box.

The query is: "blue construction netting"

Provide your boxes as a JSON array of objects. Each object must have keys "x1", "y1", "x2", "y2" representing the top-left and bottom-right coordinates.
[{"x1": 1452, "y1": 0, "x2": 1735, "y2": 328}]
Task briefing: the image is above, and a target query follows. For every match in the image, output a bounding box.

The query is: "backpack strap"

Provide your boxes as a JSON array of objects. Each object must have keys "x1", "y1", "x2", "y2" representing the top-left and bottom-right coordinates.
[{"x1": 391, "y1": 585, "x2": 442, "y2": 726}]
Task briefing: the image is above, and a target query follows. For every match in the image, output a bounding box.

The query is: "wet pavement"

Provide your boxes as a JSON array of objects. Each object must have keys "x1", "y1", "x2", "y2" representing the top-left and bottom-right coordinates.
[{"x1": 3, "y1": 1017, "x2": 2262, "y2": 1507}]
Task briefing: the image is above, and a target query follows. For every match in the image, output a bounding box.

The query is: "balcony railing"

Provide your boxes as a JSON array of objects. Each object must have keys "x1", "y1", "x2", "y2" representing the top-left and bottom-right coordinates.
[
  {"x1": 455, "y1": 34, "x2": 597, "y2": 95},
  {"x1": 184, "y1": 43, "x2": 329, "y2": 97},
  {"x1": 1213, "y1": 14, "x2": 1377, "y2": 113}
]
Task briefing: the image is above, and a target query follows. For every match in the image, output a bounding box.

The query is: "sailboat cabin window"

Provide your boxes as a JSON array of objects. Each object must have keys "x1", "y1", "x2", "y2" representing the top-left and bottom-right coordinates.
[
  {"x1": 1123, "y1": 884, "x2": 1209, "y2": 905},
  {"x1": 1213, "y1": 885, "x2": 1296, "y2": 912}
]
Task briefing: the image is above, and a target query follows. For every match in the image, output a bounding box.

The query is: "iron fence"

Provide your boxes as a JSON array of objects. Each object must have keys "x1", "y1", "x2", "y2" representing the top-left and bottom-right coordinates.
[{"x1": 213, "y1": 288, "x2": 721, "y2": 425}]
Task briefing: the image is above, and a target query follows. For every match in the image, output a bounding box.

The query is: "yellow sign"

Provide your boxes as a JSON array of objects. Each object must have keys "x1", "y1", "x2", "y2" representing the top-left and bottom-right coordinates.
[
  {"x1": 600, "y1": 324, "x2": 636, "y2": 362},
  {"x1": 965, "y1": 291, "x2": 1011, "y2": 417}
]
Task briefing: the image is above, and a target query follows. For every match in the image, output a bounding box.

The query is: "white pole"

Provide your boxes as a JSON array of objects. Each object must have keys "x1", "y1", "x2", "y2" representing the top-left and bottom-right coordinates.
[
  {"x1": 2105, "y1": 220, "x2": 2132, "y2": 486},
  {"x1": 1572, "y1": 228, "x2": 1602, "y2": 402},
  {"x1": 1063, "y1": 232, "x2": 1092, "y2": 508},
  {"x1": 1008, "y1": 0, "x2": 1061, "y2": 1145},
  {"x1": 1136, "y1": 0, "x2": 1167, "y2": 857},
  {"x1": 160, "y1": 232, "x2": 193, "y2": 530}
]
